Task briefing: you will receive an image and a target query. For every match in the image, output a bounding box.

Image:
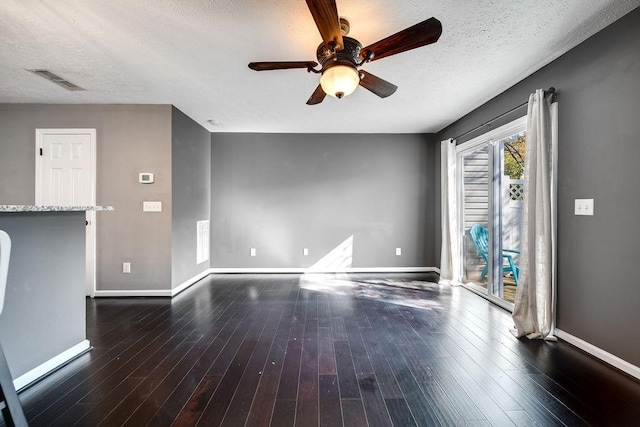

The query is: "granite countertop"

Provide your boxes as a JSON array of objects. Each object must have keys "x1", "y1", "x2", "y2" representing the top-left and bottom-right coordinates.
[{"x1": 0, "y1": 205, "x2": 114, "y2": 212}]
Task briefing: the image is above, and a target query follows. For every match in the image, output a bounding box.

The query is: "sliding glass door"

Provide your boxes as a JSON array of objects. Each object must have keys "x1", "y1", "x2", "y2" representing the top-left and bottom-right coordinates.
[{"x1": 457, "y1": 117, "x2": 526, "y2": 308}]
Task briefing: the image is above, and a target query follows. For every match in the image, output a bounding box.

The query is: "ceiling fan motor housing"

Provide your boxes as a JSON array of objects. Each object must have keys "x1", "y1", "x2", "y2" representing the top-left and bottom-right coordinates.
[{"x1": 317, "y1": 36, "x2": 362, "y2": 71}]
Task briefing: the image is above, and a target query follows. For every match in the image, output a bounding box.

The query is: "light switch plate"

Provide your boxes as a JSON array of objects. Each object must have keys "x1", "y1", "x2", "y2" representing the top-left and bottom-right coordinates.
[
  {"x1": 574, "y1": 199, "x2": 594, "y2": 216},
  {"x1": 143, "y1": 201, "x2": 162, "y2": 212}
]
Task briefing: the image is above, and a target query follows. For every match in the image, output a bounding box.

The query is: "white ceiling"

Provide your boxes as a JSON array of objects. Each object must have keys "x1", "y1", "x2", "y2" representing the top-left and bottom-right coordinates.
[{"x1": 1, "y1": 0, "x2": 638, "y2": 133}]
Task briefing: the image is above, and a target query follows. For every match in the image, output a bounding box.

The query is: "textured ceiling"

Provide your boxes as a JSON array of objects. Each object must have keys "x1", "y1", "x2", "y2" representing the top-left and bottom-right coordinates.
[{"x1": 1, "y1": 0, "x2": 638, "y2": 133}]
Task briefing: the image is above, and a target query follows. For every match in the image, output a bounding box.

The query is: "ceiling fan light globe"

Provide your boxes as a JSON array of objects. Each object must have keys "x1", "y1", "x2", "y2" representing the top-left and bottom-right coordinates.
[{"x1": 320, "y1": 65, "x2": 359, "y2": 99}]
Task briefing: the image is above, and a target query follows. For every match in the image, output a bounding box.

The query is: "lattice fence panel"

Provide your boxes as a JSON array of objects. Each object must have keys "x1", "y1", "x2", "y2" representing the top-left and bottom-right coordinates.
[{"x1": 510, "y1": 182, "x2": 524, "y2": 200}]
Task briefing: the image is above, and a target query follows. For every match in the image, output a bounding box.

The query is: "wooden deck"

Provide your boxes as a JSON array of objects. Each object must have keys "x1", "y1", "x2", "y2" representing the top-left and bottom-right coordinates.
[{"x1": 5, "y1": 273, "x2": 640, "y2": 426}]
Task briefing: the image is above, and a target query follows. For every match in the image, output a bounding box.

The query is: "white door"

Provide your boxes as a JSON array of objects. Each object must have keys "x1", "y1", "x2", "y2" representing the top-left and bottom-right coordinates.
[{"x1": 35, "y1": 129, "x2": 97, "y2": 297}]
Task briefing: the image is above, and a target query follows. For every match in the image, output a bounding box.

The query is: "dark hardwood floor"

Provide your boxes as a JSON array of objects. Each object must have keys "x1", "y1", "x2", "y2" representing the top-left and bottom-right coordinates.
[{"x1": 6, "y1": 273, "x2": 640, "y2": 426}]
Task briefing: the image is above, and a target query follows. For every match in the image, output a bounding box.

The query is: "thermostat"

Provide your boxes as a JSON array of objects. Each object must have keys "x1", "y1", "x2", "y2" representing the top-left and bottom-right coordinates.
[{"x1": 139, "y1": 173, "x2": 154, "y2": 184}]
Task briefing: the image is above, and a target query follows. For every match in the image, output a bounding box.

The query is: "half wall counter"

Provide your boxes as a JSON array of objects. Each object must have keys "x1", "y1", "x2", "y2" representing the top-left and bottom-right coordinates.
[{"x1": 0, "y1": 205, "x2": 112, "y2": 390}]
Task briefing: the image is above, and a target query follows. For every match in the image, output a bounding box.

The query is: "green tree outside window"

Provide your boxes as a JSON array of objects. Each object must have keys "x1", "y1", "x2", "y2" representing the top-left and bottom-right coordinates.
[{"x1": 504, "y1": 135, "x2": 526, "y2": 179}]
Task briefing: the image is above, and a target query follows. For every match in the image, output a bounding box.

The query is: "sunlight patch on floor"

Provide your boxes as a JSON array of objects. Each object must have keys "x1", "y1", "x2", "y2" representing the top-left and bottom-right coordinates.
[
  {"x1": 297, "y1": 235, "x2": 444, "y2": 310},
  {"x1": 301, "y1": 274, "x2": 444, "y2": 310}
]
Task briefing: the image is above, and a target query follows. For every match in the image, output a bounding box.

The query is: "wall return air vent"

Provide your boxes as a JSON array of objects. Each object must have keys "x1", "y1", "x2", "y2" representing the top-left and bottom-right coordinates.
[{"x1": 27, "y1": 69, "x2": 85, "y2": 91}]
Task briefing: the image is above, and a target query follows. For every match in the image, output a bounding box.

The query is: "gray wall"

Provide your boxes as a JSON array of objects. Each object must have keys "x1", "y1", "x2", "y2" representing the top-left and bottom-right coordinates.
[
  {"x1": 437, "y1": 8, "x2": 640, "y2": 366},
  {"x1": 211, "y1": 133, "x2": 438, "y2": 269},
  {"x1": 171, "y1": 107, "x2": 211, "y2": 288},
  {"x1": 0, "y1": 212, "x2": 85, "y2": 379},
  {"x1": 0, "y1": 104, "x2": 173, "y2": 291}
]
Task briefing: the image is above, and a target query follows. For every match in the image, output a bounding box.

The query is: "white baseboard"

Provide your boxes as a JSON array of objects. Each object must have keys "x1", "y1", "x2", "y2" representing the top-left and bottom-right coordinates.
[
  {"x1": 14, "y1": 339, "x2": 91, "y2": 391},
  {"x1": 94, "y1": 289, "x2": 172, "y2": 297},
  {"x1": 209, "y1": 267, "x2": 440, "y2": 274},
  {"x1": 555, "y1": 329, "x2": 640, "y2": 380},
  {"x1": 171, "y1": 269, "x2": 212, "y2": 297},
  {"x1": 94, "y1": 267, "x2": 441, "y2": 298}
]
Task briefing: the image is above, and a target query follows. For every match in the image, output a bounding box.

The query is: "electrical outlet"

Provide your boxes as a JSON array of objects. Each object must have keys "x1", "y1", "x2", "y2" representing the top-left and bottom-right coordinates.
[
  {"x1": 396, "y1": 247, "x2": 402, "y2": 256},
  {"x1": 143, "y1": 201, "x2": 162, "y2": 212},
  {"x1": 574, "y1": 199, "x2": 594, "y2": 216},
  {"x1": 123, "y1": 262, "x2": 131, "y2": 273},
  {"x1": 250, "y1": 248, "x2": 256, "y2": 257},
  {"x1": 303, "y1": 248, "x2": 309, "y2": 256}
]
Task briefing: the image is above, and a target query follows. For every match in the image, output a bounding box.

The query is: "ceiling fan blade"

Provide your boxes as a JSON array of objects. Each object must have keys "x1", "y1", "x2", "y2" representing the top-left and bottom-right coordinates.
[
  {"x1": 362, "y1": 17, "x2": 442, "y2": 62},
  {"x1": 248, "y1": 61, "x2": 318, "y2": 71},
  {"x1": 306, "y1": 84, "x2": 326, "y2": 105},
  {"x1": 305, "y1": 0, "x2": 343, "y2": 50},
  {"x1": 358, "y1": 70, "x2": 397, "y2": 98}
]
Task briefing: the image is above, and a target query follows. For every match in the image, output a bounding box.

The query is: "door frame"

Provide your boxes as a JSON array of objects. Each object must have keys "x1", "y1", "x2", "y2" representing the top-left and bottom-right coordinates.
[
  {"x1": 455, "y1": 116, "x2": 527, "y2": 310},
  {"x1": 35, "y1": 128, "x2": 97, "y2": 297}
]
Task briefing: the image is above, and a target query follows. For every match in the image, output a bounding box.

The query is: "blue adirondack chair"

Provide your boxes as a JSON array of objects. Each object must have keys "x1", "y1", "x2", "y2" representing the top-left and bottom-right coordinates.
[{"x1": 470, "y1": 224, "x2": 520, "y2": 285}]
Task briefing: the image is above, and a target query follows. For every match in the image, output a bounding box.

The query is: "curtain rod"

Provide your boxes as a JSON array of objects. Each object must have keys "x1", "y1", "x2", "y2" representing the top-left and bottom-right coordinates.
[{"x1": 453, "y1": 87, "x2": 557, "y2": 141}]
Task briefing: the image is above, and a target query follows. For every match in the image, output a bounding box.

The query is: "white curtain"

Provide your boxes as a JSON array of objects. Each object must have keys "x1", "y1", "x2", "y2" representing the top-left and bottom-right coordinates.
[
  {"x1": 439, "y1": 139, "x2": 461, "y2": 285},
  {"x1": 512, "y1": 89, "x2": 558, "y2": 340}
]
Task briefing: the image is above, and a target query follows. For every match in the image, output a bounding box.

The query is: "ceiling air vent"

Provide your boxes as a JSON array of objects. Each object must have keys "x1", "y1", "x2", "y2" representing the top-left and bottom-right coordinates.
[{"x1": 27, "y1": 69, "x2": 86, "y2": 91}]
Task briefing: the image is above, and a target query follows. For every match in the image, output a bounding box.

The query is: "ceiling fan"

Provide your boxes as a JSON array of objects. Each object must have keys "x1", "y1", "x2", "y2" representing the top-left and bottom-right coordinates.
[{"x1": 248, "y1": 0, "x2": 442, "y2": 105}]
